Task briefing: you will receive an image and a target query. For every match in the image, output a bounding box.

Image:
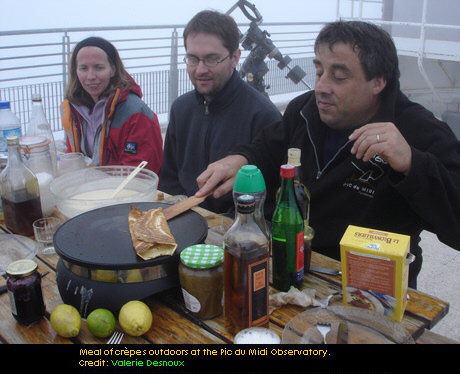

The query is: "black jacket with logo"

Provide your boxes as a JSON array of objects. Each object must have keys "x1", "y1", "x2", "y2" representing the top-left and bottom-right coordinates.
[{"x1": 233, "y1": 87, "x2": 460, "y2": 281}]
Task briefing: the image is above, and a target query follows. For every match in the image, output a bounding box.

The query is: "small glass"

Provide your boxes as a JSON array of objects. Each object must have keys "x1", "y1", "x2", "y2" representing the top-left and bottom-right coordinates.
[
  {"x1": 33, "y1": 217, "x2": 61, "y2": 256},
  {"x1": 58, "y1": 152, "x2": 87, "y2": 176}
]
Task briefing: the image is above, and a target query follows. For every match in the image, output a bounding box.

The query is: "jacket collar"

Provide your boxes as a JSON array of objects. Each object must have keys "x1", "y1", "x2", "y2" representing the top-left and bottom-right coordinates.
[{"x1": 194, "y1": 69, "x2": 242, "y2": 111}]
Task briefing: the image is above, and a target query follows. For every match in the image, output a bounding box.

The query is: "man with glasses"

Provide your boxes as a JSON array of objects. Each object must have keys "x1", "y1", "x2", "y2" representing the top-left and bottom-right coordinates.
[{"x1": 160, "y1": 10, "x2": 282, "y2": 214}]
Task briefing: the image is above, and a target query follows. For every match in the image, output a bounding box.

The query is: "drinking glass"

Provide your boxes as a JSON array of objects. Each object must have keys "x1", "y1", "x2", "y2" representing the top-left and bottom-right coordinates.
[
  {"x1": 33, "y1": 217, "x2": 61, "y2": 256},
  {"x1": 58, "y1": 152, "x2": 87, "y2": 176}
]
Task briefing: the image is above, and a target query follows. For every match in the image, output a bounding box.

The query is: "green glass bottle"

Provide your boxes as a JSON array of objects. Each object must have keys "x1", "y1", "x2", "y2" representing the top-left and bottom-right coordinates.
[{"x1": 271, "y1": 164, "x2": 304, "y2": 292}]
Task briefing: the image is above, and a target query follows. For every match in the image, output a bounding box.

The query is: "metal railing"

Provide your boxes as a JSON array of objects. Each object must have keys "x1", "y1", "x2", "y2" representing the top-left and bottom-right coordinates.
[{"x1": 0, "y1": 22, "x2": 322, "y2": 133}]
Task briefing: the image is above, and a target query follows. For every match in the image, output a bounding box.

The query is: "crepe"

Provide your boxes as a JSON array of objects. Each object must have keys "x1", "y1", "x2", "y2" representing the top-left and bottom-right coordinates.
[{"x1": 128, "y1": 206, "x2": 178, "y2": 260}]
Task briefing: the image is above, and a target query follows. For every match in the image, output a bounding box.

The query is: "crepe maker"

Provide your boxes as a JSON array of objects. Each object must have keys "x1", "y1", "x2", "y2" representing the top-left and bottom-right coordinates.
[{"x1": 53, "y1": 202, "x2": 207, "y2": 316}]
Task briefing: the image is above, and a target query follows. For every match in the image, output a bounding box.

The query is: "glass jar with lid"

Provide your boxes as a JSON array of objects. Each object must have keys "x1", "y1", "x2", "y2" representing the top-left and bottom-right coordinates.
[
  {"x1": 178, "y1": 244, "x2": 224, "y2": 320},
  {"x1": 6, "y1": 259, "x2": 45, "y2": 324}
]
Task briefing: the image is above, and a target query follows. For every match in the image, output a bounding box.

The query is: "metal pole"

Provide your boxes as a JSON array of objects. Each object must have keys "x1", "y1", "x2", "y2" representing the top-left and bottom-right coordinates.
[
  {"x1": 62, "y1": 33, "x2": 70, "y2": 95},
  {"x1": 168, "y1": 29, "x2": 179, "y2": 123}
]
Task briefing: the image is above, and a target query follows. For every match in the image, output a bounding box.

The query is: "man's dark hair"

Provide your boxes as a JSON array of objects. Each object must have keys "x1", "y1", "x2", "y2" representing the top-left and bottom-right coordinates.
[
  {"x1": 183, "y1": 10, "x2": 240, "y2": 54},
  {"x1": 315, "y1": 21, "x2": 400, "y2": 98}
]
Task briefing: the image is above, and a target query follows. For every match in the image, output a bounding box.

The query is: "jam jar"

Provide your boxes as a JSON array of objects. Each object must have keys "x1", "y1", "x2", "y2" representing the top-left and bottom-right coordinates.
[
  {"x1": 179, "y1": 244, "x2": 224, "y2": 319},
  {"x1": 6, "y1": 259, "x2": 45, "y2": 324}
]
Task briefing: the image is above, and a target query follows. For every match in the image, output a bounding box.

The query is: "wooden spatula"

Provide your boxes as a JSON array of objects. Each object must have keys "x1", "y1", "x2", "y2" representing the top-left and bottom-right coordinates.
[{"x1": 163, "y1": 192, "x2": 213, "y2": 221}]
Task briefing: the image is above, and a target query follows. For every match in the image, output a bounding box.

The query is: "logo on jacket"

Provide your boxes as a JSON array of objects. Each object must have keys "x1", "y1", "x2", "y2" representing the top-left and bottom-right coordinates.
[
  {"x1": 124, "y1": 142, "x2": 138, "y2": 154},
  {"x1": 343, "y1": 155, "x2": 387, "y2": 198}
]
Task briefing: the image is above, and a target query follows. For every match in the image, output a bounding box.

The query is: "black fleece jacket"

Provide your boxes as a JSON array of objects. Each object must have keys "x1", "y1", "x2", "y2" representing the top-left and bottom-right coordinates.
[
  {"x1": 160, "y1": 70, "x2": 282, "y2": 213},
  {"x1": 233, "y1": 87, "x2": 460, "y2": 282}
]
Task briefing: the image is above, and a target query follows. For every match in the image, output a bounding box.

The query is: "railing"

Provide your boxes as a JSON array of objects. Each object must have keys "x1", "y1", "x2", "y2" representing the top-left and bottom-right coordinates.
[{"x1": 0, "y1": 22, "x2": 322, "y2": 133}]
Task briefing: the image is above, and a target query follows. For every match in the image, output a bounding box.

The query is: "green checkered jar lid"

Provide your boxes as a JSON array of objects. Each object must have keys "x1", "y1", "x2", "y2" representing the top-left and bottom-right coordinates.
[{"x1": 180, "y1": 244, "x2": 224, "y2": 269}]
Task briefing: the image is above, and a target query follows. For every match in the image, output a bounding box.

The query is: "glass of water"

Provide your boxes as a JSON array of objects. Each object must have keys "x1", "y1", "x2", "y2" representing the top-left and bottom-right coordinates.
[{"x1": 33, "y1": 217, "x2": 61, "y2": 256}]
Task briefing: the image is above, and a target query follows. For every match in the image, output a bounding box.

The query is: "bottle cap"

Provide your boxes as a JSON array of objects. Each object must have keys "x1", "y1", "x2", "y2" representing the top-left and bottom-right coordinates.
[
  {"x1": 32, "y1": 94, "x2": 43, "y2": 102},
  {"x1": 6, "y1": 259, "x2": 37, "y2": 279},
  {"x1": 280, "y1": 164, "x2": 295, "y2": 178},
  {"x1": 180, "y1": 244, "x2": 224, "y2": 269},
  {"x1": 6, "y1": 136, "x2": 19, "y2": 146},
  {"x1": 233, "y1": 165, "x2": 266, "y2": 193},
  {"x1": 236, "y1": 194, "x2": 256, "y2": 213},
  {"x1": 19, "y1": 136, "x2": 50, "y2": 154},
  {"x1": 287, "y1": 148, "x2": 301, "y2": 167},
  {"x1": 0, "y1": 101, "x2": 11, "y2": 109}
]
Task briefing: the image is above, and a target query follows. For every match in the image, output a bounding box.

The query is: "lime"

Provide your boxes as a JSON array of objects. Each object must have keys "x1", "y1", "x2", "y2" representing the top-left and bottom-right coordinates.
[
  {"x1": 118, "y1": 300, "x2": 153, "y2": 336},
  {"x1": 50, "y1": 304, "x2": 81, "y2": 338},
  {"x1": 86, "y1": 309, "x2": 116, "y2": 338}
]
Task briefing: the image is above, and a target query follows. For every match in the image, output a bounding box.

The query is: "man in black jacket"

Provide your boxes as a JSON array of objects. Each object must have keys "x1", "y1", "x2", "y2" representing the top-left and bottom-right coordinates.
[
  {"x1": 160, "y1": 10, "x2": 282, "y2": 213},
  {"x1": 196, "y1": 20, "x2": 460, "y2": 286}
]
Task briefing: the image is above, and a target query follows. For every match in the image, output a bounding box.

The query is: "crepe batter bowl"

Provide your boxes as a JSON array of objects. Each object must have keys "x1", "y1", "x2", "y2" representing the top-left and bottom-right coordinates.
[{"x1": 53, "y1": 202, "x2": 207, "y2": 316}]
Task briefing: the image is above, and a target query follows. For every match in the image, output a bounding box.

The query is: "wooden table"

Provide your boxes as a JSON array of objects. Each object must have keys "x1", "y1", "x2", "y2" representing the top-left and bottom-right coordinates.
[{"x1": 0, "y1": 204, "x2": 457, "y2": 345}]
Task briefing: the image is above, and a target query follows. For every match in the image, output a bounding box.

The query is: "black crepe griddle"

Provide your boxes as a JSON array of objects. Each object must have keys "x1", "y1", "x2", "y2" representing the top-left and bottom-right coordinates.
[
  {"x1": 54, "y1": 202, "x2": 208, "y2": 315},
  {"x1": 54, "y1": 202, "x2": 208, "y2": 270}
]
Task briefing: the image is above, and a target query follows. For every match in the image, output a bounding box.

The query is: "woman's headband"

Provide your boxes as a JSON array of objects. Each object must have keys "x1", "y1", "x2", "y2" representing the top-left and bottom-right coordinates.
[{"x1": 73, "y1": 37, "x2": 117, "y2": 66}]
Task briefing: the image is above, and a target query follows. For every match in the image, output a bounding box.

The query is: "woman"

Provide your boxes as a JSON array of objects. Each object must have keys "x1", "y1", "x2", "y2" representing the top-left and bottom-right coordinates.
[{"x1": 61, "y1": 36, "x2": 163, "y2": 174}]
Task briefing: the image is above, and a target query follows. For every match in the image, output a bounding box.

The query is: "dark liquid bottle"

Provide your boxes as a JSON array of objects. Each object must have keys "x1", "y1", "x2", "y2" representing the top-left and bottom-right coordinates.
[
  {"x1": 223, "y1": 195, "x2": 269, "y2": 335},
  {"x1": 0, "y1": 136, "x2": 42, "y2": 236},
  {"x1": 272, "y1": 164, "x2": 304, "y2": 292}
]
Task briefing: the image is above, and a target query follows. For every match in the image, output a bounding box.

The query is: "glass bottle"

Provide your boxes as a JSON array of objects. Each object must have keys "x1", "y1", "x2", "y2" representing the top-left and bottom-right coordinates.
[
  {"x1": 233, "y1": 165, "x2": 270, "y2": 238},
  {"x1": 271, "y1": 164, "x2": 304, "y2": 292},
  {"x1": 0, "y1": 136, "x2": 43, "y2": 236},
  {"x1": 223, "y1": 194, "x2": 270, "y2": 335},
  {"x1": 287, "y1": 148, "x2": 314, "y2": 271},
  {"x1": 19, "y1": 136, "x2": 55, "y2": 216},
  {"x1": 26, "y1": 94, "x2": 58, "y2": 177},
  {"x1": 288, "y1": 148, "x2": 311, "y2": 226}
]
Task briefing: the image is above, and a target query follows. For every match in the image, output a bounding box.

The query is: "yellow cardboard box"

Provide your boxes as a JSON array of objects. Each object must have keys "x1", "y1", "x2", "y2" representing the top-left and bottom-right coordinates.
[{"x1": 340, "y1": 225, "x2": 411, "y2": 322}]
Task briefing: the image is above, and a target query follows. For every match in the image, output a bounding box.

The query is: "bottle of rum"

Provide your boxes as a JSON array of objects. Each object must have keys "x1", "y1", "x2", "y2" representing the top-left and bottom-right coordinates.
[{"x1": 223, "y1": 194, "x2": 270, "y2": 335}]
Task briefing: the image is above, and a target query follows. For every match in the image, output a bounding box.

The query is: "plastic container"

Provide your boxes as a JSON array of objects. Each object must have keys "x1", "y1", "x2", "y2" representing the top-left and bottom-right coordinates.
[
  {"x1": 0, "y1": 101, "x2": 21, "y2": 156},
  {"x1": 179, "y1": 244, "x2": 224, "y2": 319},
  {"x1": 49, "y1": 165, "x2": 159, "y2": 218}
]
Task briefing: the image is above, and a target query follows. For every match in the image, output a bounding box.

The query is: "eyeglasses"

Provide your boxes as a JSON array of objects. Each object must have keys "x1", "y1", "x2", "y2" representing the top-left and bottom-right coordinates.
[{"x1": 183, "y1": 54, "x2": 231, "y2": 67}]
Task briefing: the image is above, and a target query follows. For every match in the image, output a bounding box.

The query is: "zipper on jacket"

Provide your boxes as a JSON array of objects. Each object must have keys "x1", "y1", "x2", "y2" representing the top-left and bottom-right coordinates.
[{"x1": 301, "y1": 111, "x2": 351, "y2": 179}]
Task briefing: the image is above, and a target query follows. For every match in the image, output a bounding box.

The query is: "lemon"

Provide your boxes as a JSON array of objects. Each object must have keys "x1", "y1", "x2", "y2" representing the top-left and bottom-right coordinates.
[
  {"x1": 50, "y1": 304, "x2": 81, "y2": 338},
  {"x1": 86, "y1": 309, "x2": 116, "y2": 338},
  {"x1": 118, "y1": 300, "x2": 152, "y2": 336},
  {"x1": 93, "y1": 269, "x2": 118, "y2": 283}
]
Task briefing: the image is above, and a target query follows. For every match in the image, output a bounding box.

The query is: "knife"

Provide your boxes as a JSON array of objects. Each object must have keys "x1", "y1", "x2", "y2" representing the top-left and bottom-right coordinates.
[
  {"x1": 310, "y1": 265, "x2": 341, "y2": 275},
  {"x1": 336, "y1": 321, "x2": 348, "y2": 344}
]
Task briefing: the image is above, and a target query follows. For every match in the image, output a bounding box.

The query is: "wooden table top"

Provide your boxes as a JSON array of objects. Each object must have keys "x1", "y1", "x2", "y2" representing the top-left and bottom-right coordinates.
[{"x1": 0, "y1": 202, "x2": 457, "y2": 345}]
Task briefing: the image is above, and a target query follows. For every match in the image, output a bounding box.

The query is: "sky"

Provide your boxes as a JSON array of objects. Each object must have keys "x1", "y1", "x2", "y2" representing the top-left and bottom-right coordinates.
[{"x1": 0, "y1": 0, "x2": 340, "y2": 31}]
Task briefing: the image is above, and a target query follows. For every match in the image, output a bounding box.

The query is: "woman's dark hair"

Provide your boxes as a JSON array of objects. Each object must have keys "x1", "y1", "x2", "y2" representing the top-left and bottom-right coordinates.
[
  {"x1": 315, "y1": 21, "x2": 400, "y2": 98},
  {"x1": 183, "y1": 10, "x2": 240, "y2": 54}
]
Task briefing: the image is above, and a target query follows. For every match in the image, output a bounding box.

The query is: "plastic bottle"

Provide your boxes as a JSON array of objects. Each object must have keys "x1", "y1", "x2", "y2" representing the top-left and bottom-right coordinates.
[
  {"x1": 233, "y1": 165, "x2": 270, "y2": 239},
  {"x1": 0, "y1": 101, "x2": 22, "y2": 165},
  {"x1": 271, "y1": 164, "x2": 304, "y2": 292},
  {"x1": 223, "y1": 194, "x2": 270, "y2": 335},
  {"x1": 19, "y1": 136, "x2": 55, "y2": 216},
  {"x1": 26, "y1": 94, "x2": 58, "y2": 177},
  {"x1": 0, "y1": 136, "x2": 43, "y2": 236}
]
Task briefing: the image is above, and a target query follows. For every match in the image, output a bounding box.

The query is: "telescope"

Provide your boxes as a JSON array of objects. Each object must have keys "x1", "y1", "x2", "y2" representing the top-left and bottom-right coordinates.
[{"x1": 227, "y1": 0, "x2": 311, "y2": 96}]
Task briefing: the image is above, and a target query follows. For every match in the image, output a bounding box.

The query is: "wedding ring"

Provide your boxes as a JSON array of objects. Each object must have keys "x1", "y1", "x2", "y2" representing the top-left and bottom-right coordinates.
[{"x1": 376, "y1": 134, "x2": 381, "y2": 143}]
